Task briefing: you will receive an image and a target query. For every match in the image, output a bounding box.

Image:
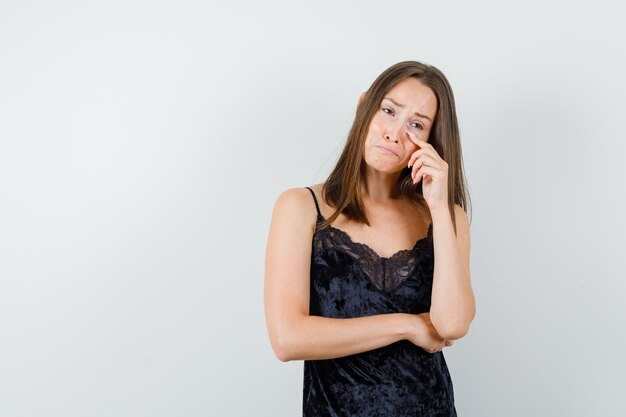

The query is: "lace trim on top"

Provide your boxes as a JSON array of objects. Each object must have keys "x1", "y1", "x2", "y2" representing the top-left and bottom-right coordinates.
[
  {"x1": 312, "y1": 222, "x2": 433, "y2": 292},
  {"x1": 306, "y1": 187, "x2": 433, "y2": 292}
]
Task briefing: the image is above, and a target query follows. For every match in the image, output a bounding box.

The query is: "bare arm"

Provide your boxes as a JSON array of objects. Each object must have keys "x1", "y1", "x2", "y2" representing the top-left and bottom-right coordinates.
[
  {"x1": 272, "y1": 314, "x2": 413, "y2": 361},
  {"x1": 264, "y1": 188, "x2": 427, "y2": 361},
  {"x1": 429, "y1": 204, "x2": 476, "y2": 340}
]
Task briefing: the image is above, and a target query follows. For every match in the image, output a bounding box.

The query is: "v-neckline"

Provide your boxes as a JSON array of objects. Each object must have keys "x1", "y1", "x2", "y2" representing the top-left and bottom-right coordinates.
[{"x1": 316, "y1": 218, "x2": 433, "y2": 260}]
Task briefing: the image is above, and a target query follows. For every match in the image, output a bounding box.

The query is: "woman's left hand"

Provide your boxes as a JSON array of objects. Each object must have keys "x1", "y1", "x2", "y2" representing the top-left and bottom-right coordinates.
[{"x1": 406, "y1": 131, "x2": 449, "y2": 211}]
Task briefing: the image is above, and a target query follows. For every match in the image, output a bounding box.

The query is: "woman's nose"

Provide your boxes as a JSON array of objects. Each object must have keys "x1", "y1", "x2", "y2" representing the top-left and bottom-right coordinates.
[{"x1": 385, "y1": 122, "x2": 405, "y2": 143}]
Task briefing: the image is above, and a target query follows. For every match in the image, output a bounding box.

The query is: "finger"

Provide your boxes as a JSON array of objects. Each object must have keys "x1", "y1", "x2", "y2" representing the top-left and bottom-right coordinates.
[
  {"x1": 414, "y1": 154, "x2": 439, "y2": 170},
  {"x1": 411, "y1": 158, "x2": 424, "y2": 181},
  {"x1": 409, "y1": 148, "x2": 442, "y2": 172},
  {"x1": 413, "y1": 166, "x2": 438, "y2": 184},
  {"x1": 405, "y1": 132, "x2": 443, "y2": 164},
  {"x1": 408, "y1": 149, "x2": 427, "y2": 168},
  {"x1": 414, "y1": 166, "x2": 428, "y2": 184},
  {"x1": 404, "y1": 131, "x2": 422, "y2": 147},
  {"x1": 405, "y1": 130, "x2": 434, "y2": 150},
  {"x1": 411, "y1": 155, "x2": 439, "y2": 181},
  {"x1": 413, "y1": 145, "x2": 441, "y2": 165},
  {"x1": 412, "y1": 159, "x2": 431, "y2": 181},
  {"x1": 405, "y1": 131, "x2": 430, "y2": 148}
]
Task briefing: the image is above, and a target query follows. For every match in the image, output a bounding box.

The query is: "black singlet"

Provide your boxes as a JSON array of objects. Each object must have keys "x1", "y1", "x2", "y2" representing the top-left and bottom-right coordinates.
[{"x1": 303, "y1": 186, "x2": 457, "y2": 417}]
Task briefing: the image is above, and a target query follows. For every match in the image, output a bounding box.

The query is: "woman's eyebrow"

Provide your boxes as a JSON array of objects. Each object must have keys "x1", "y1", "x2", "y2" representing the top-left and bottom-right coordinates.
[{"x1": 383, "y1": 97, "x2": 432, "y2": 122}]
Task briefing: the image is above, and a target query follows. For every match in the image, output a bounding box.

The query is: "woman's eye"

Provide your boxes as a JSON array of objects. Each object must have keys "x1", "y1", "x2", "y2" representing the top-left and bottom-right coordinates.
[{"x1": 382, "y1": 108, "x2": 423, "y2": 130}]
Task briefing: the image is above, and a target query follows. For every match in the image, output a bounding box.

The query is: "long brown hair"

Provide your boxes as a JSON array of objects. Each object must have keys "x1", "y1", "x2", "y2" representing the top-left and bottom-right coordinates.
[{"x1": 320, "y1": 60, "x2": 471, "y2": 236}]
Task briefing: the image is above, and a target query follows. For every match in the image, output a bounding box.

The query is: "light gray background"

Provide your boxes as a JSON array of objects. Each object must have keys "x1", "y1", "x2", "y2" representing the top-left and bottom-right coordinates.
[{"x1": 1, "y1": 1, "x2": 624, "y2": 416}]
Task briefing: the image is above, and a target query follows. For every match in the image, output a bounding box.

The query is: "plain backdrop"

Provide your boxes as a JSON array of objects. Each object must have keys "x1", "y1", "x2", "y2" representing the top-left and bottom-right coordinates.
[{"x1": 1, "y1": 1, "x2": 625, "y2": 416}]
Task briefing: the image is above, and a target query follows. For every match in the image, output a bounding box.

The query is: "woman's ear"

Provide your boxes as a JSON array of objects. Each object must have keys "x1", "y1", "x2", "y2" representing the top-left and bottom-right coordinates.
[{"x1": 358, "y1": 92, "x2": 366, "y2": 106}]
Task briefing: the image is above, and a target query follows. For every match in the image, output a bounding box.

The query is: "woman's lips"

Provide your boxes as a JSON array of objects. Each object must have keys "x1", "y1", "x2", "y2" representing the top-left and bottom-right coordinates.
[{"x1": 376, "y1": 145, "x2": 398, "y2": 157}]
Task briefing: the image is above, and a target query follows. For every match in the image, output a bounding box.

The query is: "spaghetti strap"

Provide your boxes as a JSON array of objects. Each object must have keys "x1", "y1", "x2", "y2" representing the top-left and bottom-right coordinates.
[{"x1": 304, "y1": 187, "x2": 324, "y2": 221}]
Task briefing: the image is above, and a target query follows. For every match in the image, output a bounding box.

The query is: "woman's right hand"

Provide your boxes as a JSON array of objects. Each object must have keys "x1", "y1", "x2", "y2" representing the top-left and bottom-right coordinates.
[{"x1": 405, "y1": 312, "x2": 454, "y2": 353}]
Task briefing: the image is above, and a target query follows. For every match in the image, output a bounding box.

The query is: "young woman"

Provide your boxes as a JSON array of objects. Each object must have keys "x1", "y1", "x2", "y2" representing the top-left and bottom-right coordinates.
[{"x1": 264, "y1": 60, "x2": 475, "y2": 416}]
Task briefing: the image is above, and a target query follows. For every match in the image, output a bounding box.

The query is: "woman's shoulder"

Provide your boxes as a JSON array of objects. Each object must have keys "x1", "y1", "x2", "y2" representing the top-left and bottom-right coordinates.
[
  {"x1": 271, "y1": 184, "x2": 324, "y2": 227},
  {"x1": 274, "y1": 183, "x2": 321, "y2": 205}
]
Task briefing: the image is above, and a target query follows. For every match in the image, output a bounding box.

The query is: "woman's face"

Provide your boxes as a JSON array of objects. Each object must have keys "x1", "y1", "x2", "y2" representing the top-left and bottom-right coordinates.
[{"x1": 362, "y1": 77, "x2": 438, "y2": 174}]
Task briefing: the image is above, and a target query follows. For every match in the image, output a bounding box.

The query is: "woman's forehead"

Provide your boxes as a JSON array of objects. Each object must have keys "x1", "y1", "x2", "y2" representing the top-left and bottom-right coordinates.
[{"x1": 384, "y1": 80, "x2": 437, "y2": 119}]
